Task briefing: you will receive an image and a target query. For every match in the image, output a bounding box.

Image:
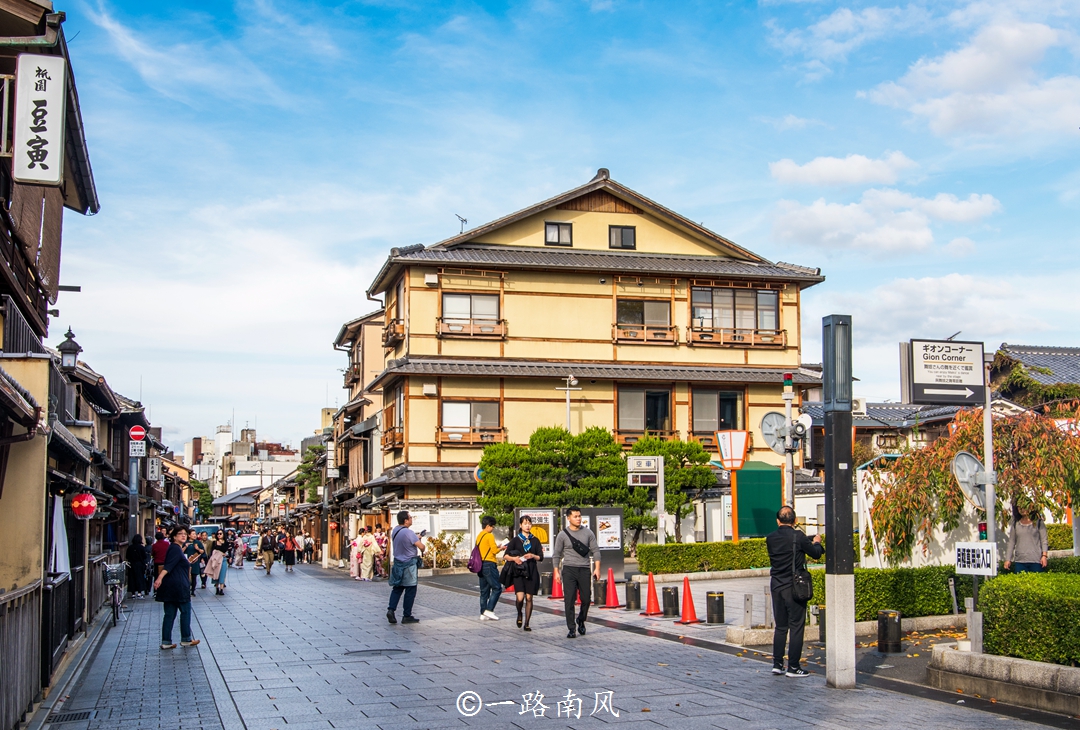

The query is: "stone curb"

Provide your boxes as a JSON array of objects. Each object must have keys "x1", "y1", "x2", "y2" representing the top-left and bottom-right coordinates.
[
  {"x1": 727, "y1": 613, "x2": 967, "y2": 646},
  {"x1": 927, "y1": 643, "x2": 1080, "y2": 716}
]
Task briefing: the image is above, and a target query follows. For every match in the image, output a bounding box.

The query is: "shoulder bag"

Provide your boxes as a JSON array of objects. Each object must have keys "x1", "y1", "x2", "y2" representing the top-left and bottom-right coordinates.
[
  {"x1": 792, "y1": 532, "x2": 814, "y2": 602},
  {"x1": 564, "y1": 530, "x2": 591, "y2": 559},
  {"x1": 467, "y1": 535, "x2": 484, "y2": 574}
]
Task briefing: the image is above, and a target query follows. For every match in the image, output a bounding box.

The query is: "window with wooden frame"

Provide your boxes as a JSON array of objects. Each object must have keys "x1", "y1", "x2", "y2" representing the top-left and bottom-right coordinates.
[
  {"x1": 614, "y1": 299, "x2": 675, "y2": 343},
  {"x1": 438, "y1": 292, "x2": 506, "y2": 338},
  {"x1": 616, "y1": 386, "x2": 674, "y2": 446},
  {"x1": 690, "y1": 388, "x2": 744, "y2": 449},
  {"x1": 380, "y1": 384, "x2": 405, "y2": 451},
  {"x1": 545, "y1": 222, "x2": 572, "y2": 246},
  {"x1": 609, "y1": 225, "x2": 636, "y2": 250},
  {"x1": 438, "y1": 401, "x2": 505, "y2": 446},
  {"x1": 383, "y1": 278, "x2": 406, "y2": 347},
  {"x1": 688, "y1": 286, "x2": 784, "y2": 346}
]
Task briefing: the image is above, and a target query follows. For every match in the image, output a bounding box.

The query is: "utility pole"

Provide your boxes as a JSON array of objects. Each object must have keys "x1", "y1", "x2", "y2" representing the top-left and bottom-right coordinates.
[
  {"x1": 982, "y1": 359, "x2": 996, "y2": 546},
  {"x1": 782, "y1": 372, "x2": 795, "y2": 506},
  {"x1": 822, "y1": 315, "x2": 856, "y2": 689},
  {"x1": 554, "y1": 374, "x2": 581, "y2": 432}
]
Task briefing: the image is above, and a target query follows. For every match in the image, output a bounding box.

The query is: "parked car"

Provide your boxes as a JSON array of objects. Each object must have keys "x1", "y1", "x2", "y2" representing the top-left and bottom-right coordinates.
[
  {"x1": 242, "y1": 534, "x2": 260, "y2": 560},
  {"x1": 190, "y1": 524, "x2": 221, "y2": 538}
]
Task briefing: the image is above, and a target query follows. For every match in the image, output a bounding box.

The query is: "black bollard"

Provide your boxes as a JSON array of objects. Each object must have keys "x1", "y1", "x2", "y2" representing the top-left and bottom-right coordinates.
[
  {"x1": 662, "y1": 586, "x2": 680, "y2": 617},
  {"x1": 594, "y1": 579, "x2": 607, "y2": 605},
  {"x1": 877, "y1": 609, "x2": 902, "y2": 653},
  {"x1": 625, "y1": 581, "x2": 641, "y2": 611},
  {"x1": 706, "y1": 591, "x2": 725, "y2": 624},
  {"x1": 540, "y1": 572, "x2": 553, "y2": 597},
  {"x1": 819, "y1": 606, "x2": 826, "y2": 645}
]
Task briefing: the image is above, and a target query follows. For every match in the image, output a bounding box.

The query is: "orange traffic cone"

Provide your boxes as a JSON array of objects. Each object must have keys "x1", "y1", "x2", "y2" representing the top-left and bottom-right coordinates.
[
  {"x1": 640, "y1": 572, "x2": 662, "y2": 616},
  {"x1": 674, "y1": 576, "x2": 703, "y2": 625},
  {"x1": 549, "y1": 574, "x2": 563, "y2": 600},
  {"x1": 599, "y1": 568, "x2": 622, "y2": 609}
]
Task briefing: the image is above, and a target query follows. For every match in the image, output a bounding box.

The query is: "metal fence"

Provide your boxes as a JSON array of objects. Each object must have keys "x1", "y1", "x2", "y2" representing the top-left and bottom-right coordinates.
[{"x1": 1, "y1": 294, "x2": 44, "y2": 355}]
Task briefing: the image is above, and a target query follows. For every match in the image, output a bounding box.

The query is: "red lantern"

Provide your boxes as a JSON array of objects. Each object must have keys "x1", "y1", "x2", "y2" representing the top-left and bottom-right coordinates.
[
  {"x1": 330, "y1": 521, "x2": 339, "y2": 531},
  {"x1": 71, "y1": 492, "x2": 97, "y2": 520}
]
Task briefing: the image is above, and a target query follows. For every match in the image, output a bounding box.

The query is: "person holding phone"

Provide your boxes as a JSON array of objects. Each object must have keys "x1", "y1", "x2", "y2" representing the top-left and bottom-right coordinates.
[{"x1": 387, "y1": 511, "x2": 425, "y2": 624}]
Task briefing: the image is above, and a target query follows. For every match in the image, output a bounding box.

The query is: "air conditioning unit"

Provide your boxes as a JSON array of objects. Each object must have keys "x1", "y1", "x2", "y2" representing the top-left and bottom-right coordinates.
[{"x1": 852, "y1": 397, "x2": 868, "y2": 416}]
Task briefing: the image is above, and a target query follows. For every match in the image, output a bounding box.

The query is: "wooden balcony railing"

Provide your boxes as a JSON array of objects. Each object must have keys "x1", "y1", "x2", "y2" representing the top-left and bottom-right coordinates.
[
  {"x1": 690, "y1": 432, "x2": 718, "y2": 451},
  {"x1": 436, "y1": 427, "x2": 507, "y2": 446},
  {"x1": 381, "y1": 426, "x2": 404, "y2": 451},
  {"x1": 0, "y1": 579, "x2": 41, "y2": 730},
  {"x1": 687, "y1": 327, "x2": 786, "y2": 347},
  {"x1": 382, "y1": 319, "x2": 405, "y2": 347},
  {"x1": 612, "y1": 324, "x2": 677, "y2": 345},
  {"x1": 437, "y1": 318, "x2": 507, "y2": 339},
  {"x1": 614, "y1": 429, "x2": 678, "y2": 448},
  {"x1": 344, "y1": 362, "x2": 363, "y2": 385}
]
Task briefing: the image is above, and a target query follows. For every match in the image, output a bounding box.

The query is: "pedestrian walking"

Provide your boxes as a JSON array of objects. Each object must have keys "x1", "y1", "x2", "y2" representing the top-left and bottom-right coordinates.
[
  {"x1": 387, "y1": 511, "x2": 425, "y2": 625},
  {"x1": 303, "y1": 534, "x2": 315, "y2": 564},
  {"x1": 184, "y1": 536, "x2": 205, "y2": 597},
  {"x1": 126, "y1": 534, "x2": 149, "y2": 599},
  {"x1": 765, "y1": 506, "x2": 823, "y2": 678},
  {"x1": 475, "y1": 516, "x2": 503, "y2": 620},
  {"x1": 552, "y1": 506, "x2": 599, "y2": 639},
  {"x1": 152, "y1": 526, "x2": 200, "y2": 650},
  {"x1": 505, "y1": 515, "x2": 544, "y2": 631},
  {"x1": 282, "y1": 532, "x2": 298, "y2": 572},
  {"x1": 199, "y1": 532, "x2": 213, "y2": 588},
  {"x1": 359, "y1": 528, "x2": 380, "y2": 581},
  {"x1": 1004, "y1": 506, "x2": 1049, "y2": 573},
  {"x1": 349, "y1": 532, "x2": 362, "y2": 579},
  {"x1": 232, "y1": 537, "x2": 246, "y2": 568},
  {"x1": 373, "y1": 525, "x2": 387, "y2": 579},
  {"x1": 207, "y1": 533, "x2": 230, "y2": 595},
  {"x1": 259, "y1": 529, "x2": 277, "y2": 575},
  {"x1": 150, "y1": 531, "x2": 169, "y2": 595}
]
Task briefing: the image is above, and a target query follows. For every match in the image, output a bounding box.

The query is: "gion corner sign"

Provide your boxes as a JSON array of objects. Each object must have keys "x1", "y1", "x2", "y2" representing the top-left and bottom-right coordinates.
[
  {"x1": 910, "y1": 339, "x2": 985, "y2": 405},
  {"x1": 13, "y1": 54, "x2": 67, "y2": 186}
]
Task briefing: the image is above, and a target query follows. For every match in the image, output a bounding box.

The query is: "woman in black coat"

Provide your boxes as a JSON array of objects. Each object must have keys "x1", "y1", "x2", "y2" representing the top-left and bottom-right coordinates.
[
  {"x1": 152, "y1": 526, "x2": 199, "y2": 650},
  {"x1": 126, "y1": 534, "x2": 148, "y2": 598},
  {"x1": 504, "y1": 515, "x2": 545, "y2": 632}
]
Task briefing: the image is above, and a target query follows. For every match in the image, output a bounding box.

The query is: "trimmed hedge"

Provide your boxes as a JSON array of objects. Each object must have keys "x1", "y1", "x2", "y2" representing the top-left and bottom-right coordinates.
[
  {"x1": 1048, "y1": 556, "x2": 1080, "y2": 574},
  {"x1": 636, "y1": 539, "x2": 771, "y2": 574},
  {"x1": 810, "y1": 565, "x2": 972, "y2": 621},
  {"x1": 1047, "y1": 523, "x2": 1074, "y2": 552},
  {"x1": 983, "y1": 573, "x2": 1080, "y2": 665}
]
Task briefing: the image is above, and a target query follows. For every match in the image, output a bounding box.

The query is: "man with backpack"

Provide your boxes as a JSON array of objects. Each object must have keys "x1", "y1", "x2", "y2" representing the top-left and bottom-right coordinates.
[
  {"x1": 551, "y1": 506, "x2": 599, "y2": 639},
  {"x1": 765, "y1": 506, "x2": 823, "y2": 678},
  {"x1": 471, "y1": 516, "x2": 502, "y2": 621}
]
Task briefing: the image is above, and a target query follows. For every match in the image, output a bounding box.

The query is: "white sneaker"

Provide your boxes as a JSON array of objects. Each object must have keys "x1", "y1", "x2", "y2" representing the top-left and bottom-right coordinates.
[
  {"x1": 483, "y1": 610, "x2": 500, "y2": 620},
  {"x1": 479, "y1": 614, "x2": 489, "y2": 621}
]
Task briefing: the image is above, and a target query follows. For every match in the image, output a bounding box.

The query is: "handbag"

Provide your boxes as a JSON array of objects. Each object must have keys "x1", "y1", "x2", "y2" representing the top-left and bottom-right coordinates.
[{"x1": 791, "y1": 532, "x2": 814, "y2": 602}]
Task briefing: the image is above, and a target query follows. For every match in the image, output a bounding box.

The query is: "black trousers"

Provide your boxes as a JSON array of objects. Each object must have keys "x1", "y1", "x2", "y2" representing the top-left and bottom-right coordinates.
[
  {"x1": 562, "y1": 566, "x2": 591, "y2": 631},
  {"x1": 771, "y1": 585, "x2": 808, "y2": 669}
]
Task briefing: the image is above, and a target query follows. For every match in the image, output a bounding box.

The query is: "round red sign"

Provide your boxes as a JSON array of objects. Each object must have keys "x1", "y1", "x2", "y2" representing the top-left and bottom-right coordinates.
[{"x1": 129, "y1": 425, "x2": 146, "y2": 441}]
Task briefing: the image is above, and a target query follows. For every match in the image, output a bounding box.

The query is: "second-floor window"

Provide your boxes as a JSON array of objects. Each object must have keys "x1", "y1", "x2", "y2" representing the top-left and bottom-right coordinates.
[
  {"x1": 609, "y1": 225, "x2": 636, "y2": 250},
  {"x1": 692, "y1": 389, "x2": 743, "y2": 433},
  {"x1": 443, "y1": 293, "x2": 499, "y2": 323},
  {"x1": 442, "y1": 401, "x2": 499, "y2": 431},
  {"x1": 617, "y1": 299, "x2": 669, "y2": 326},
  {"x1": 691, "y1": 287, "x2": 779, "y2": 331},
  {"x1": 618, "y1": 387, "x2": 671, "y2": 433},
  {"x1": 545, "y1": 222, "x2": 572, "y2": 246}
]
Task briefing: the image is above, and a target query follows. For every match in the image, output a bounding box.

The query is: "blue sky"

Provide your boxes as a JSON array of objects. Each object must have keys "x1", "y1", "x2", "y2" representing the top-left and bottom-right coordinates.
[{"x1": 54, "y1": 0, "x2": 1080, "y2": 450}]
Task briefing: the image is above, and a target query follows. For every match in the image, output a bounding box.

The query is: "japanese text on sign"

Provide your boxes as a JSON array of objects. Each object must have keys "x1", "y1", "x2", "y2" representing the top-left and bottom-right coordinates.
[
  {"x1": 955, "y1": 541, "x2": 997, "y2": 576},
  {"x1": 13, "y1": 54, "x2": 66, "y2": 186},
  {"x1": 910, "y1": 339, "x2": 984, "y2": 387}
]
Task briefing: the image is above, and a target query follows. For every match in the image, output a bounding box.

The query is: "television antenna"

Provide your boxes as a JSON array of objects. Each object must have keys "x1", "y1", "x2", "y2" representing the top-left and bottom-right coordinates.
[{"x1": 455, "y1": 214, "x2": 468, "y2": 233}]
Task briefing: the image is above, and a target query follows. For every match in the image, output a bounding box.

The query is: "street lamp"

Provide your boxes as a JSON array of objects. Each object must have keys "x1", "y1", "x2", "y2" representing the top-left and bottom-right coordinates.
[
  {"x1": 57, "y1": 328, "x2": 82, "y2": 372},
  {"x1": 554, "y1": 374, "x2": 581, "y2": 432}
]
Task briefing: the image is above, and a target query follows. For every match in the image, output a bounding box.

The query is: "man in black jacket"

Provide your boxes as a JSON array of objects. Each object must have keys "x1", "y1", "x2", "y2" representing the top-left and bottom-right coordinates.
[{"x1": 765, "y1": 506, "x2": 823, "y2": 677}]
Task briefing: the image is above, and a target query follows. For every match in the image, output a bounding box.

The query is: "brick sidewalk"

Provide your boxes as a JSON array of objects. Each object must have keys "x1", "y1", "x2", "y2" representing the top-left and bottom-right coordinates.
[{"x1": 43, "y1": 563, "x2": 1061, "y2": 730}]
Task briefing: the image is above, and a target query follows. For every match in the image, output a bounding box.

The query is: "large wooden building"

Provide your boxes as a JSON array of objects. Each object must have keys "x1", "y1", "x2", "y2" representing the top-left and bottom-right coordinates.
[{"x1": 335, "y1": 170, "x2": 823, "y2": 526}]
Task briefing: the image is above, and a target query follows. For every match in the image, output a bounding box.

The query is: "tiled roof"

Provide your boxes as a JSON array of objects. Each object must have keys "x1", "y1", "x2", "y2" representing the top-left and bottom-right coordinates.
[
  {"x1": 369, "y1": 244, "x2": 822, "y2": 296},
  {"x1": 364, "y1": 465, "x2": 476, "y2": 488},
  {"x1": 999, "y1": 343, "x2": 1080, "y2": 386},
  {"x1": 368, "y1": 357, "x2": 821, "y2": 391},
  {"x1": 801, "y1": 401, "x2": 963, "y2": 428}
]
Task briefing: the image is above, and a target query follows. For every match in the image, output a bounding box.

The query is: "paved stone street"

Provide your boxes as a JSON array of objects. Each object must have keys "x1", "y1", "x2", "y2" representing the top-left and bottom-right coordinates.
[{"x1": 46, "y1": 563, "x2": 1069, "y2": 730}]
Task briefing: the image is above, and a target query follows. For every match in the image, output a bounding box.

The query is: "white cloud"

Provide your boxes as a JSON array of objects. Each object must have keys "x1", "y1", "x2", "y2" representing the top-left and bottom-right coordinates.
[
  {"x1": 801, "y1": 271, "x2": 1080, "y2": 399},
  {"x1": 774, "y1": 188, "x2": 1000, "y2": 252},
  {"x1": 866, "y1": 21, "x2": 1080, "y2": 138},
  {"x1": 770, "y1": 151, "x2": 917, "y2": 185},
  {"x1": 946, "y1": 236, "x2": 977, "y2": 255},
  {"x1": 760, "y1": 113, "x2": 827, "y2": 130}
]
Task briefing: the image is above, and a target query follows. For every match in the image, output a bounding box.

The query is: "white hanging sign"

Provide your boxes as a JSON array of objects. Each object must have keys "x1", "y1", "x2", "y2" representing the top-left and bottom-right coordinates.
[{"x1": 13, "y1": 53, "x2": 67, "y2": 186}]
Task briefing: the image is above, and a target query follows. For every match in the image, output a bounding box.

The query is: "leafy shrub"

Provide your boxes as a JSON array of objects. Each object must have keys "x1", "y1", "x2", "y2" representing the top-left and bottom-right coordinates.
[
  {"x1": 637, "y1": 539, "x2": 771, "y2": 573},
  {"x1": 811, "y1": 565, "x2": 972, "y2": 621},
  {"x1": 1048, "y1": 556, "x2": 1080, "y2": 574},
  {"x1": 983, "y1": 573, "x2": 1080, "y2": 665},
  {"x1": 1047, "y1": 523, "x2": 1074, "y2": 552}
]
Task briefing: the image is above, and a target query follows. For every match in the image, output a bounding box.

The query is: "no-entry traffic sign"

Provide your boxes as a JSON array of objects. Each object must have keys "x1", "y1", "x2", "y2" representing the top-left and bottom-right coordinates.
[
  {"x1": 909, "y1": 339, "x2": 985, "y2": 405},
  {"x1": 129, "y1": 425, "x2": 146, "y2": 441}
]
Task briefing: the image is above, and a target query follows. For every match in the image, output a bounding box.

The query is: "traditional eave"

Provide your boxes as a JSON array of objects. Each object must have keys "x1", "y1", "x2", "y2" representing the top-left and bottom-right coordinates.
[
  {"x1": 332, "y1": 309, "x2": 384, "y2": 348},
  {"x1": 367, "y1": 356, "x2": 821, "y2": 392},
  {"x1": 71, "y1": 362, "x2": 120, "y2": 416}
]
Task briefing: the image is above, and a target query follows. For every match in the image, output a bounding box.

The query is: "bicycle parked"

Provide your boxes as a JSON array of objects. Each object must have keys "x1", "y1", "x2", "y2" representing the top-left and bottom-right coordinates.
[{"x1": 102, "y1": 562, "x2": 128, "y2": 627}]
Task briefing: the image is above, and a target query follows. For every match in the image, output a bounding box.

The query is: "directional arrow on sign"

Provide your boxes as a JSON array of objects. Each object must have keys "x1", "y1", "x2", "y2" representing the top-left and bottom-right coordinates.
[{"x1": 924, "y1": 387, "x2": 975, "y2": 398}]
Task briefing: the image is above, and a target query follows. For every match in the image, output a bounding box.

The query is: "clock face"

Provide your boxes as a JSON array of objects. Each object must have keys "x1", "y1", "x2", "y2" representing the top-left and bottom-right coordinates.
[
  {"x1": 951, "y1": 452, "x2": 985, "y2": 509},
  {"x1": 760, "y1": 412, "x2": 787, "y2": 456}
]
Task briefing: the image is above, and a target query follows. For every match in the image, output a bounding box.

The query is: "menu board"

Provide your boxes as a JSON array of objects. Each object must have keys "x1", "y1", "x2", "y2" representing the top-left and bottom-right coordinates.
[
  {"x1": 517, "y1": 509, "x2": 555, "y2": 557},
  {"x1": 597, "y1": 515, "x2": 622, "y2": 550}
]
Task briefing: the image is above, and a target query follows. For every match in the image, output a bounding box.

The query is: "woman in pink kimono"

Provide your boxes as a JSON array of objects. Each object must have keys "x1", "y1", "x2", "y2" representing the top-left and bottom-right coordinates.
[{"x1": 349, "y1": 532, "x2": 362, "y2": 580}]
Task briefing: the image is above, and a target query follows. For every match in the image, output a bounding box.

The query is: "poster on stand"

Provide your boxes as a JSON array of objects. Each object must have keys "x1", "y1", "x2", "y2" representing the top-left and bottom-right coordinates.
[{"x1": 597, "y1": 515, "x2": 622, "y2": 550}]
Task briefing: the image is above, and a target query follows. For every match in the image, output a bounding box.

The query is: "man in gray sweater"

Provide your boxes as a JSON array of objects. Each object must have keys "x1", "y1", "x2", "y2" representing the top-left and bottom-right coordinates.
[{"x1": 552, "y1": 506, "x2": 600, "y2": 639}]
